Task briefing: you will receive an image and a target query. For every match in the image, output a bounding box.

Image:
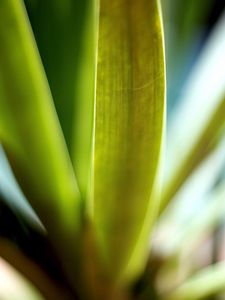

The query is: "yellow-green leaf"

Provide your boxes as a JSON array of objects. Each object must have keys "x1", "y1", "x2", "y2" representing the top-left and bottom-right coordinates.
[
  {"x1": 166, "y1": 262, "x2": 225, "y2": 300},
  {"x1": 92, "y1": 0, "x2": 166, "y2": 283},
  {"x1": 24, "y1": 0, "x2": 97, "y2": 198},
  {"x1": 71, "y1": 0, "x2": 97, "y2": 197},
  {"x1": 0, "y1": 0, "x2": 81, "y2": 287}
]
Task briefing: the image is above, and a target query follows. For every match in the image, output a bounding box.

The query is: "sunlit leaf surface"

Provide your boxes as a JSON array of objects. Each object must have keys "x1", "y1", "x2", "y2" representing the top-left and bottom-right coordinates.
[
  {"x1": 0, "y1": 0, "x2": 81, "y2": 288},
  {"x1": 92, "y1": 0, "x2": 165, "y2": 283}
]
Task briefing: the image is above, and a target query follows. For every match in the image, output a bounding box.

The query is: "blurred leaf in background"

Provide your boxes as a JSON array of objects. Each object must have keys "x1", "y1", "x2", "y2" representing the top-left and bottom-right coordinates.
[{"x1": 162, "y1": 0, "x2": 225, "y2": 117}]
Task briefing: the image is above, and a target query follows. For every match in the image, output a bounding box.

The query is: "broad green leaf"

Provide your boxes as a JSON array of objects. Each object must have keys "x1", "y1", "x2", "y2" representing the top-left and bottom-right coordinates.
[
  {"x1": 24, "y1": 0, "x2": 97, "y2": 197},
  {"x1": 0, "y1": 0, "x2": 81, "y2": 287},
  {"x1": 161, "y1": 10, "x2": 225, "y2": 213},
  {"x1": 92, "y1": 0, "x2": 165, "y2": 283},
  {"x1": 166, "y1": 262, "x2": 225, "y2": 300}
]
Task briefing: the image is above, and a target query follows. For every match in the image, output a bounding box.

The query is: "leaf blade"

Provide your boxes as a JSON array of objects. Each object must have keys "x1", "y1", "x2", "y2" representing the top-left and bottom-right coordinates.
[
  {"x1": 166, "y1": 262, "x2": 225, "y2": 300},
  {"x1": 25, "y1": 0, "x2": 97, "y2": 197},
  {"x1": 92, "y1": 0, "x2": 166, "y2": 282},
  {"x1": 161, "y1": 11, "x2": 225, "y2": 213},
  {"x1": 0, "y1": 0, "x2": 81, "y2": 288}
]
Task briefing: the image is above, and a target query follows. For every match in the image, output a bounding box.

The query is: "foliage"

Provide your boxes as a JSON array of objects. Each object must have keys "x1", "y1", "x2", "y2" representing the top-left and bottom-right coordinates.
[{"x1": 0, "y1": 0, "x2": 225, "y2": 299}]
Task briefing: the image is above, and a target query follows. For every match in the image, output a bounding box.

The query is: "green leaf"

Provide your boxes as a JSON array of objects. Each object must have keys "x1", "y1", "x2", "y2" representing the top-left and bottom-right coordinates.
[
  {"x1": 0, "y1": 0, "x2": 81, "y2": 287},
  {"x1": 92, "y1": 0, "x2": 166, "y2": 283},
  {"x1": 161, "y1": 11, "x2": 225, "y2": 213},
  {"x1": 166, "y1": 262, "x2": 225, "y2": 300},
  {"x1": 24, "y1": 0, "x2": 97, "y2": 197},
  {"x1": 71, "y1": 0, "x2": 97, "y2": 197},
  {"x1": 24, "y1": 0, "x2": 90, "y2": 150}
]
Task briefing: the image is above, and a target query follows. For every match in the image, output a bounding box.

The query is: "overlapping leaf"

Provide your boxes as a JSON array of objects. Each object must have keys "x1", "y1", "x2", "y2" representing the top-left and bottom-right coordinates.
[
  {"x1": 0, "y1": 0, "x2": 81, "y2": 288},
  {"x1": 166, "y1": 262, "x2": 225, "y2": 300},
  {"x1": 25, "y1": 0, "x2": 97, "y2": 197},
  {"x1": 92, "y1": 0, "x2": 165, "y2": 283}
]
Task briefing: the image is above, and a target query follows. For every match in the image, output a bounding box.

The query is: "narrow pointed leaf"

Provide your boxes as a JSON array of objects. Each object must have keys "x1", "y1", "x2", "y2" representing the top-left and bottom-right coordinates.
[
  {"x1": 25, "y1": 0, "x2": 97, "y2": 197},
  {"x1": 154, "y1": 141, "x2": 225, "y2": 257},
  {"x1": 157, "y1": 181, "x2": 225, "y2": 260},
  {"x1": 161, "y1": 11, "x2": 225, "y2": 213},
  {"x1": 71, "y1": 0, "x2": 97, "y2": 196},
  {"x1": 0, "y1": 0, "x2": 81, "y2": 286},
  {"x1": 166, "y1": 262, "x2": 225, "y2": 300},
  {"x1": 92, "y1": 0, "x2": 165, "y2": 283}
]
